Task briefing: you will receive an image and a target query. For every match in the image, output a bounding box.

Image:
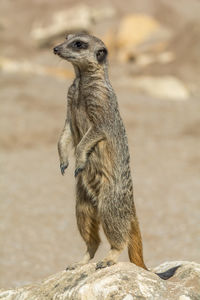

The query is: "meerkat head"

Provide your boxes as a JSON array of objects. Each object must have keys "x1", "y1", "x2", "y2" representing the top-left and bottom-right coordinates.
[{"x1": 53, "y1": 33, "x2": 108, "y2": 70}]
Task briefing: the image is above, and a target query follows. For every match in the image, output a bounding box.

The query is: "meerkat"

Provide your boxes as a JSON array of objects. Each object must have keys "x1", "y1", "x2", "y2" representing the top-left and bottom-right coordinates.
[{"x1": 53, "y1": 34, "x2": 180, "y2": 279}]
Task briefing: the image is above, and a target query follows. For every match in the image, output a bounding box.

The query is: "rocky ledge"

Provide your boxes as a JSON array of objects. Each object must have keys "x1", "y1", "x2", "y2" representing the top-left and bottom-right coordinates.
[{"x1": 0, "y1": 261, "x2": 199, "y2": 300}]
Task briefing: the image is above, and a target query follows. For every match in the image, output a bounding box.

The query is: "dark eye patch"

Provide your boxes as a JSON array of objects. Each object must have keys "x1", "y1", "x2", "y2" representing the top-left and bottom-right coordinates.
[
  {"x1": 69, "y1": 40, "x2": 88, "y2": 50},
  {"x1": 96, "y1": 47, "x2": 108, "y2": 63}
]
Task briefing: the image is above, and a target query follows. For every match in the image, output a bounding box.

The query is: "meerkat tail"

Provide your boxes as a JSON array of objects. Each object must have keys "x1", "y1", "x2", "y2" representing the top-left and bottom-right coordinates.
[
  {"x1": 128, "y1": 219, "x2": 147, "y2": 270},
  {"x1": 128, "y1": 218, "x2": 181, "y2": 279}
]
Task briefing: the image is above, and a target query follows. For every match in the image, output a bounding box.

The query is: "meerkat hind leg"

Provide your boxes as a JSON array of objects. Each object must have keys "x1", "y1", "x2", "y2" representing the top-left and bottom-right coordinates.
[
  {"x1": 66, "y1": 228, "x2": 100, "y2": 271},
  {"x1": 96, "y1": 196, "x2": 130, "y2": 270},
  {"x1": 66, "y1": 191, "x2": 100, "y2": 271},
  {"x1": 66, "y1": 245, "x2": 98, "y2": 271}
]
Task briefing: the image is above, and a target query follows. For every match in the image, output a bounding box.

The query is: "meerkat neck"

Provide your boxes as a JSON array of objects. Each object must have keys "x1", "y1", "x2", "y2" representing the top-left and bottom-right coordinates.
[
  {"x1": 72, "y1": 62, "x2": 113, "y2": 93},
  {"x1": 73, "y1": 62, "x2": 107, "y2": 77},
  {"x1": 79, "y1": 63, "x2": 110, "y2": 84},
  {"x1": 73, "y1": 65, "x2": 81, "y2": 79}
]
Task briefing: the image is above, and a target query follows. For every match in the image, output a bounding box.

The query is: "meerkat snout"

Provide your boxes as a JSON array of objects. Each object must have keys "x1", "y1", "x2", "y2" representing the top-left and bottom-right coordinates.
[{"x1": 53, "y1": 46, "x2": 59, "y2": 54}]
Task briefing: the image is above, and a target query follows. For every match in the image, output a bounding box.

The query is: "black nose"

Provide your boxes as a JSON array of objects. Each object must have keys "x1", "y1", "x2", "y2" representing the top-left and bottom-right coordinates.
[{"x1": 53, "y1": 47, "x2": 59, "y2": 54}]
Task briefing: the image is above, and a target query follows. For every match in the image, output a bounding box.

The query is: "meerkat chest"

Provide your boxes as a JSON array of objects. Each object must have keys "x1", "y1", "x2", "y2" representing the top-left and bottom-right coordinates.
[
  {"x1": 68, "y1": 80, "x2": 91, "y2": 141},
  {"x1": 74, "y1": 96, "x2": 89, "y2": 131},
  {"x1": 68, "y1": 79, "x2": 79, "y2": 104}
]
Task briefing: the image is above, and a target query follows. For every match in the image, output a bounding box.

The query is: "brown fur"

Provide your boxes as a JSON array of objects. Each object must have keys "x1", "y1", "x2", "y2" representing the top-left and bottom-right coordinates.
[{"x1": 54, "y1": 33, "x2": 147, "y2": 270}]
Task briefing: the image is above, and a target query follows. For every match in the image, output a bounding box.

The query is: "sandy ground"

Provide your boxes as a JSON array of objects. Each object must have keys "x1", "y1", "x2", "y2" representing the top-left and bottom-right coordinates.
[{"x1": 0, "y1": 0, "x2": 200, "y2": 289}]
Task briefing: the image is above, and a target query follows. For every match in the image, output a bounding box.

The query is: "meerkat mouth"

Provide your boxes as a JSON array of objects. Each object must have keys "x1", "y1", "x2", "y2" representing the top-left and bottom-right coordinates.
[{"x1": 59, "y1": 54, "x2": 76, "y2": 60}]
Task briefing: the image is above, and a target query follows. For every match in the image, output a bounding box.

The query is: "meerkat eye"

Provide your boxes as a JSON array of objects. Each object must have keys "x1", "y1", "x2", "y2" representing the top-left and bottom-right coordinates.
[
  {"x1": 69, "y1": 40, "x2": 88, "y2": 50},
  {"x1": 74, "y1": 41, "x2": 82, "y2": 48}
]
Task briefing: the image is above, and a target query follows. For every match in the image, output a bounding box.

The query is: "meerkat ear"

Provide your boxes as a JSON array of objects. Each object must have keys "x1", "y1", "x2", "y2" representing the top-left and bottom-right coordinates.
[{"x1": 96, "y1": 47, "x2": 108, "y2": 63}]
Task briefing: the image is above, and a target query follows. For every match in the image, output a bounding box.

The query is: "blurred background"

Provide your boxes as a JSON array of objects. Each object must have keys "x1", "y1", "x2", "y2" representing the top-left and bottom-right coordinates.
[{"x1": 0, "y1": 0, "x2": 200, "y2": 289}]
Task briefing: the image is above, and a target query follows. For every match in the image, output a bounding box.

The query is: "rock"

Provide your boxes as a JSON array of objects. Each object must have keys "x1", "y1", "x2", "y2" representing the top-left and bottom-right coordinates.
[
  {"x1": 118, "y1": 76, "x2": 189, "y2": 100},
  {"x1": 116, "y1": 14, "x2": 172, "y2": 62},
  {"x1": 135, "y1": 52, "x2": 175, "y2": 67},
  {"x1": 117, "y1": 14, "x2": 160, "y2": 49},
  {"x1": 31, "y1": 5, "x2": 116, "y2": 47},
  {"x1": 0, "y1": 261, "x2": 199, "y2": 299}
]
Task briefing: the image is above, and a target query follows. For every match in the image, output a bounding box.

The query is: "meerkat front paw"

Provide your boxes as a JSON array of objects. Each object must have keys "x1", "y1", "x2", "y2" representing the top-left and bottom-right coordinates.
[
  {"x1": 74, "y1": 166, "x2": 84, "y2": 177},
  {"x1": 60, "y1": 161, "x2": 69, "y2": 175},
  {"x1": 74, "y1": 158, "x2": 87, "y2": 177}
]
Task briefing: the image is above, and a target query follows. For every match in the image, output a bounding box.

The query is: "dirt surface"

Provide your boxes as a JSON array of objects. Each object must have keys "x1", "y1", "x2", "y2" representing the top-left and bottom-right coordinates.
[{"x1": 0, "y1": 0, "x2": 200, "y2": 289}]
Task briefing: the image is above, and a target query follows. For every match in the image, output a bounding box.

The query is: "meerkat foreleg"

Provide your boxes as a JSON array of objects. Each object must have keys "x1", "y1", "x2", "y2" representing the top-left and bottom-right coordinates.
[
  {"x1": 58, "y1": 121, "x2": 72, "y2": 175},
  {"x1": 75, "y1": 127, "x2": 105, "y2": 177}
]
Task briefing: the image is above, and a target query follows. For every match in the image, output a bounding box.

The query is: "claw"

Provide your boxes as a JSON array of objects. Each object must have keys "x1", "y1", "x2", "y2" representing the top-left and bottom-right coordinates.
[
  {"x1": 96, "y1": 261, "x2": 104, "y2": 270},
  {"x1": 66, "y1": 265, "x2": 76, "y2": 271},
  {"x1": 66, "y1": 262, "x2": 85, "y2": 271},
  {"x1": 74, "y1": 167, "x2": 83, "y2": 177},
  {"x1": 60, "y1": 162, "x2": 68, "y2": 175},
  {"x1": 96, "y1": 260, "x2": 115, "y2": 270}
]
